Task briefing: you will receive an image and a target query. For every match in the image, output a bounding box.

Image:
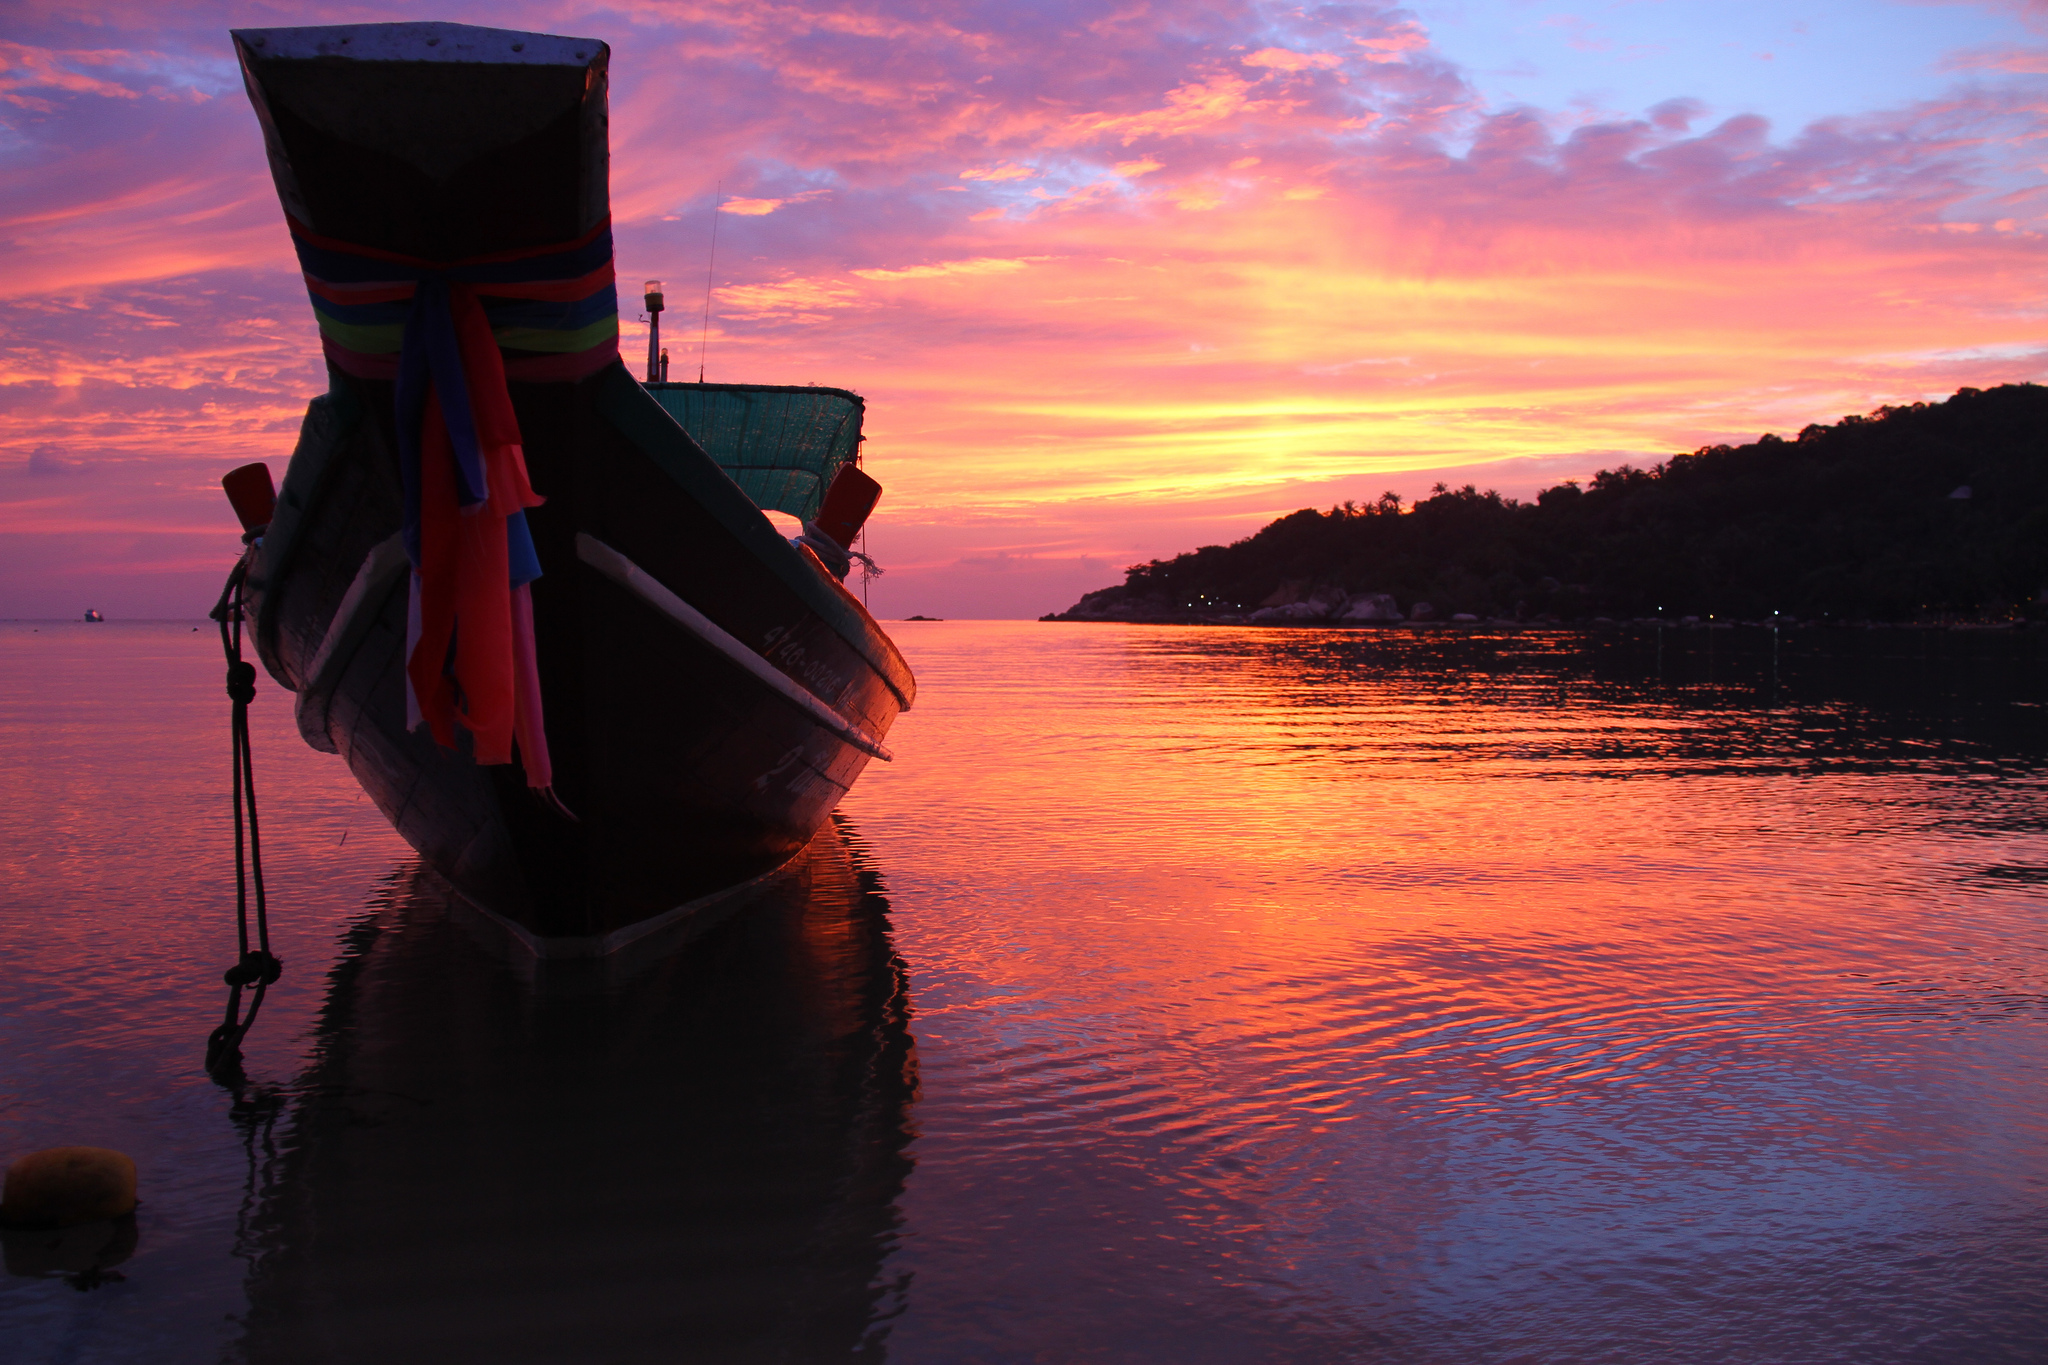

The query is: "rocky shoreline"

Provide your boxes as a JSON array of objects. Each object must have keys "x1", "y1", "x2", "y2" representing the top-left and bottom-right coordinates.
[
  {"x1": 1042, "y1": 583, "x2": 2037, "y2": 631},
  {"x1": 1042, "y1": 386, "x2": 2048, "y2": 631}
]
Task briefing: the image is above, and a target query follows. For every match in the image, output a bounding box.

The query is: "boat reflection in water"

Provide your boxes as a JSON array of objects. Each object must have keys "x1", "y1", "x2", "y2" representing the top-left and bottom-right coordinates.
[{"x1": 232, "y1": 816, "x2": 915, "y2": 1362}]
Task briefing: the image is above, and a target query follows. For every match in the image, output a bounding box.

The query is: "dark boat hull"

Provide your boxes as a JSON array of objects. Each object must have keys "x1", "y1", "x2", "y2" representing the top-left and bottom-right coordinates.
[
  {"x1": 247, "y1": 365, "x2": 914, "y2": 952},
  {"x1": 229, "y1": 20, "x2": 913, "y2": 952}
]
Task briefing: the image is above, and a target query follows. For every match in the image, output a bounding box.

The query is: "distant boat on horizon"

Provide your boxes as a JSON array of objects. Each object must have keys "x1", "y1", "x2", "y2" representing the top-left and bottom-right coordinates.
[
  {"x1": 222, "y1": 21, "x2": 914, "y2": 958},
  {"x1": 83, "y1": 609, "x2": 103, "y2": 623}
]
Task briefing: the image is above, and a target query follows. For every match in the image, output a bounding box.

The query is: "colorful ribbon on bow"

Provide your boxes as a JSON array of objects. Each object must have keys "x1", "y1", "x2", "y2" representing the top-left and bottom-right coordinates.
[
  {"x1": 289, "y1": 218, "x2": 620, "y2": 789},
  {"x1": 290, "y1": 216, "x2": 620, "y2": 383}
]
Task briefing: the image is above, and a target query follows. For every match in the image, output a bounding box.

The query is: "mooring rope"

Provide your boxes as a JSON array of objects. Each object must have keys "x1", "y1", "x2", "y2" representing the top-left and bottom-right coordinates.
[
  {"x1": 205, "y1": 551, "x2": 282, "y2": 1080},
  {"x1": 794, "y1": 522, "x2": 883, "y2": 583}
]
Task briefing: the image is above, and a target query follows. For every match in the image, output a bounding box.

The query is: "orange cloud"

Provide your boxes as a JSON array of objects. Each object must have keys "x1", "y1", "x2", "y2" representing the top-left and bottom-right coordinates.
[
  {"x1": 852, "y1": 257, "x2": 1040, "y2": 281},
  {"x1": 1061, "y1": 73, "x2": 1273, "y2": 146},
  {"x1": 717, "y1": 188, "x2": 830, "y2": 216},
  {"x1": 713, "y1": 276, "x2": 864, "y2": 321},
  {"x1": 1241, "y1": 47, "x2": 1341, "y2": 72}
]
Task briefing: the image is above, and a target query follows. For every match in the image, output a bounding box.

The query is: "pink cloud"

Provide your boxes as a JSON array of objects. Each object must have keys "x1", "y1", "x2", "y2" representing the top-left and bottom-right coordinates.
[
  {"x1": 0, "y1": 42, "x2": 143, "y2": 104},
  {"x1": 1353, "y1": 22, "x2": 1430, "y2": 65},
  {"x1": 3, "y1": 0, "x2": 2048, "y2": 618},
  {"x1": 1242, "y1": 48, "x2": 1342, "y2": 72},
  {"x1": 1941, "y1": 42, "x2": 2048, "y2": 72},
  {"x1": 961, "y1": 163, "x2": 1036, "y2": 181}
]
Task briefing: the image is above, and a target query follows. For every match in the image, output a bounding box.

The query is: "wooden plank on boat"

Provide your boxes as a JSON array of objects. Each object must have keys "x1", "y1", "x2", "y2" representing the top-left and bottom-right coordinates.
[
  {"x1": 293, "y1": 533, "x2": 409, "y2": 753},
  {"x1": 574, "y1": 533, "x2": 895, "y2": 762}
]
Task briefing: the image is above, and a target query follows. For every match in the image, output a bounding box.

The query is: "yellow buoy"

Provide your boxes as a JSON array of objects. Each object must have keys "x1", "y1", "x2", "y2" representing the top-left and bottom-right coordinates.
[{"x1": 0, "y1": 1148, "x2": 138, "y2": 1229}]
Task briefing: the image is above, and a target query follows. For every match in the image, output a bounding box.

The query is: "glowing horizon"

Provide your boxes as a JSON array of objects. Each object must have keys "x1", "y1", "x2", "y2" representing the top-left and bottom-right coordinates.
[{"x1": 5, "y1": 1, "x2": 2048, "y2": 618}]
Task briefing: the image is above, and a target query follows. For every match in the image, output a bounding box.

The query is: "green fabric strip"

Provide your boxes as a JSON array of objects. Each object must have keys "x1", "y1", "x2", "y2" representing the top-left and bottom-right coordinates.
[
  {"x1": 313, "y1": 314, "x2": 617, "y2": 356},
  {"x1": 315, "y1": 316, "x2": 404, "y2": 354},
  {"x1": 491, "y1": 317, "x2": 619, "y2": 353}
]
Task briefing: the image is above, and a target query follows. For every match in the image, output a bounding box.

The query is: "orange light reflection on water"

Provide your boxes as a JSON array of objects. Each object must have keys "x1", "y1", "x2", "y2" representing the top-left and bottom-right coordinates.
[
  {"x1": 854, "y1": 622, "x2": 2048, "y2": 1355},
  {"x1": 3, "y1": 620, "x2": 2043, "y2": 1359}
]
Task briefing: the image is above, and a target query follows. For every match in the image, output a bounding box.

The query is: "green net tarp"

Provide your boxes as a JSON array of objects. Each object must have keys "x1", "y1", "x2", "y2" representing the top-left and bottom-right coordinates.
[{"x1": 644, "y1": 382, "x2": 865, "y2": 524}]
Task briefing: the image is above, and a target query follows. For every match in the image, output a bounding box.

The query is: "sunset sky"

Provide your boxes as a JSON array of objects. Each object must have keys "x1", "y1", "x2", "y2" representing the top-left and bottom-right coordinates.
[{"x1": 5, "y1": 1, "x2": 2048, "y2": 619}]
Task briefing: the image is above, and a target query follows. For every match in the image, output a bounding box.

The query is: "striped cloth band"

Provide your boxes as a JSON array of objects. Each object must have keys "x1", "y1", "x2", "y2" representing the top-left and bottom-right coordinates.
[{"x1": 288, "y1": 215, "x2": 619, "y2": 382}]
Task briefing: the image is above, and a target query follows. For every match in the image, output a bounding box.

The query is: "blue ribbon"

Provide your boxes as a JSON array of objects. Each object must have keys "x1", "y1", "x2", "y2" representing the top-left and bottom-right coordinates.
[{"x1": 397, "y1": 278, "x2": 486, "y2": 558}]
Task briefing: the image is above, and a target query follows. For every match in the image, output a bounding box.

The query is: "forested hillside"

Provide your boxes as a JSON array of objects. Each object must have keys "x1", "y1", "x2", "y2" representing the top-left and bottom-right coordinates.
[{"x1": 1053, "y1": 384, "x2": 2048, "y2": 623}]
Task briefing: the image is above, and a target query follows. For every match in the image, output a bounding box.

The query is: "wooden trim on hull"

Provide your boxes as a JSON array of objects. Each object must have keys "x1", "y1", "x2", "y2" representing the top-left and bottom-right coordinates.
[
  {"x1": 575, "y1": 533, "x2": 894, "y2": 762},
  {"x1": 593, "y1": 365, "x2": 915, "y2": 712},
  {"x1": 294, "y1": 531, "x2": 408, "y2": 754}
]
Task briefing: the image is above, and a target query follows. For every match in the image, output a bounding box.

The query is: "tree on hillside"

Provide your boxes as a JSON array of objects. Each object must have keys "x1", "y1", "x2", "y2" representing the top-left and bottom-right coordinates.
[{"x1": 1059, "y1": 384, "x2": 2048, "y2": 622}]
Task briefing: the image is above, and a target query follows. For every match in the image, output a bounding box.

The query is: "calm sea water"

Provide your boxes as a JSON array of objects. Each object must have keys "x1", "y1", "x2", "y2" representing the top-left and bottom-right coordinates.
[{"x1": 2, "y1": 619, "x2": 2044, "y2": 1363}]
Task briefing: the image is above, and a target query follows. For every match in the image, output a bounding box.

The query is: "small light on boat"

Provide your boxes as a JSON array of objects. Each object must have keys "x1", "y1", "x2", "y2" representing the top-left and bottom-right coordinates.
[
  {"x1": 0, "y1": 1148, "x2": 138, "y2": 1230},
  {"x1": 643, "y1": 283, "x2": 666, "y2": 381}
]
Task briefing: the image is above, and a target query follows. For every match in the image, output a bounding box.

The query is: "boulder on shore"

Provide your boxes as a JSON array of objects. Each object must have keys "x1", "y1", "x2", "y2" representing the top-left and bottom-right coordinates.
[
  {"x1": 1339, "y1": 592, "x2": 1403, "y2": 622},
  {"x1": 1250, "y1": 600, "x2": 1332, "y2": 623},
  {"x1": 1258, "y1": 579, "x2": 1311, "y2": 608},
  {"x1": 1057, "y1": 586, "x2": 1176, "y2": 621}
]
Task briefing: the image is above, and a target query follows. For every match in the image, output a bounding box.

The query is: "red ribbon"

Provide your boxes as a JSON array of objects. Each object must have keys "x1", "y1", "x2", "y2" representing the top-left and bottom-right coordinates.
[{"x1": 405, "y1": 285, "x2": 549, "y2": 776}]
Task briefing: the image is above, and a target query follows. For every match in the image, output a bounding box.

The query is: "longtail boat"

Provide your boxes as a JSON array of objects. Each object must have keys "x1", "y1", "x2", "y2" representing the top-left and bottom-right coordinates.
[{"x1": 226, "y1": 21, "x2": 914, "y2": 956}]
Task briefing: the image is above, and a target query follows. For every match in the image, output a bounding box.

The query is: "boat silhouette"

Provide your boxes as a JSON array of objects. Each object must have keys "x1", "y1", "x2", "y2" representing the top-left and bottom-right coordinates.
[{"x1": 225, "y1": 22, "x2": 914, "y2": 955}]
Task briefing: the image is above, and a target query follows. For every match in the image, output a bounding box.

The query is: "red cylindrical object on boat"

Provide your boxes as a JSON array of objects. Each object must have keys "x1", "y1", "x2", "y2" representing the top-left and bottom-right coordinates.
[
  {"x1": 223, "y1": 463, "x2": 277, "y2": 534},
  {"x1": 815, "y1": 464, "x2": 882, "y2": 549}
]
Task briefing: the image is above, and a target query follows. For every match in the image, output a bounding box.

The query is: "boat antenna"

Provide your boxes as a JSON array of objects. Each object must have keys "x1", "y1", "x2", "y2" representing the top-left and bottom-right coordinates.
[{"x1": 698, "y1": 181, "x2": 721, "y2": 383}]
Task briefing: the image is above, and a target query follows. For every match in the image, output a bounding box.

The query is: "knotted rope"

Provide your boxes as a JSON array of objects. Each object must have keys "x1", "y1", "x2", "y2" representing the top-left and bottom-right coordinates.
[
  {"x1": 205, "y1": 550, "x2": 282, "y2": 1080},
  {"x1": 794, "y1": 522, "x2": 883, "y2": 583}
]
